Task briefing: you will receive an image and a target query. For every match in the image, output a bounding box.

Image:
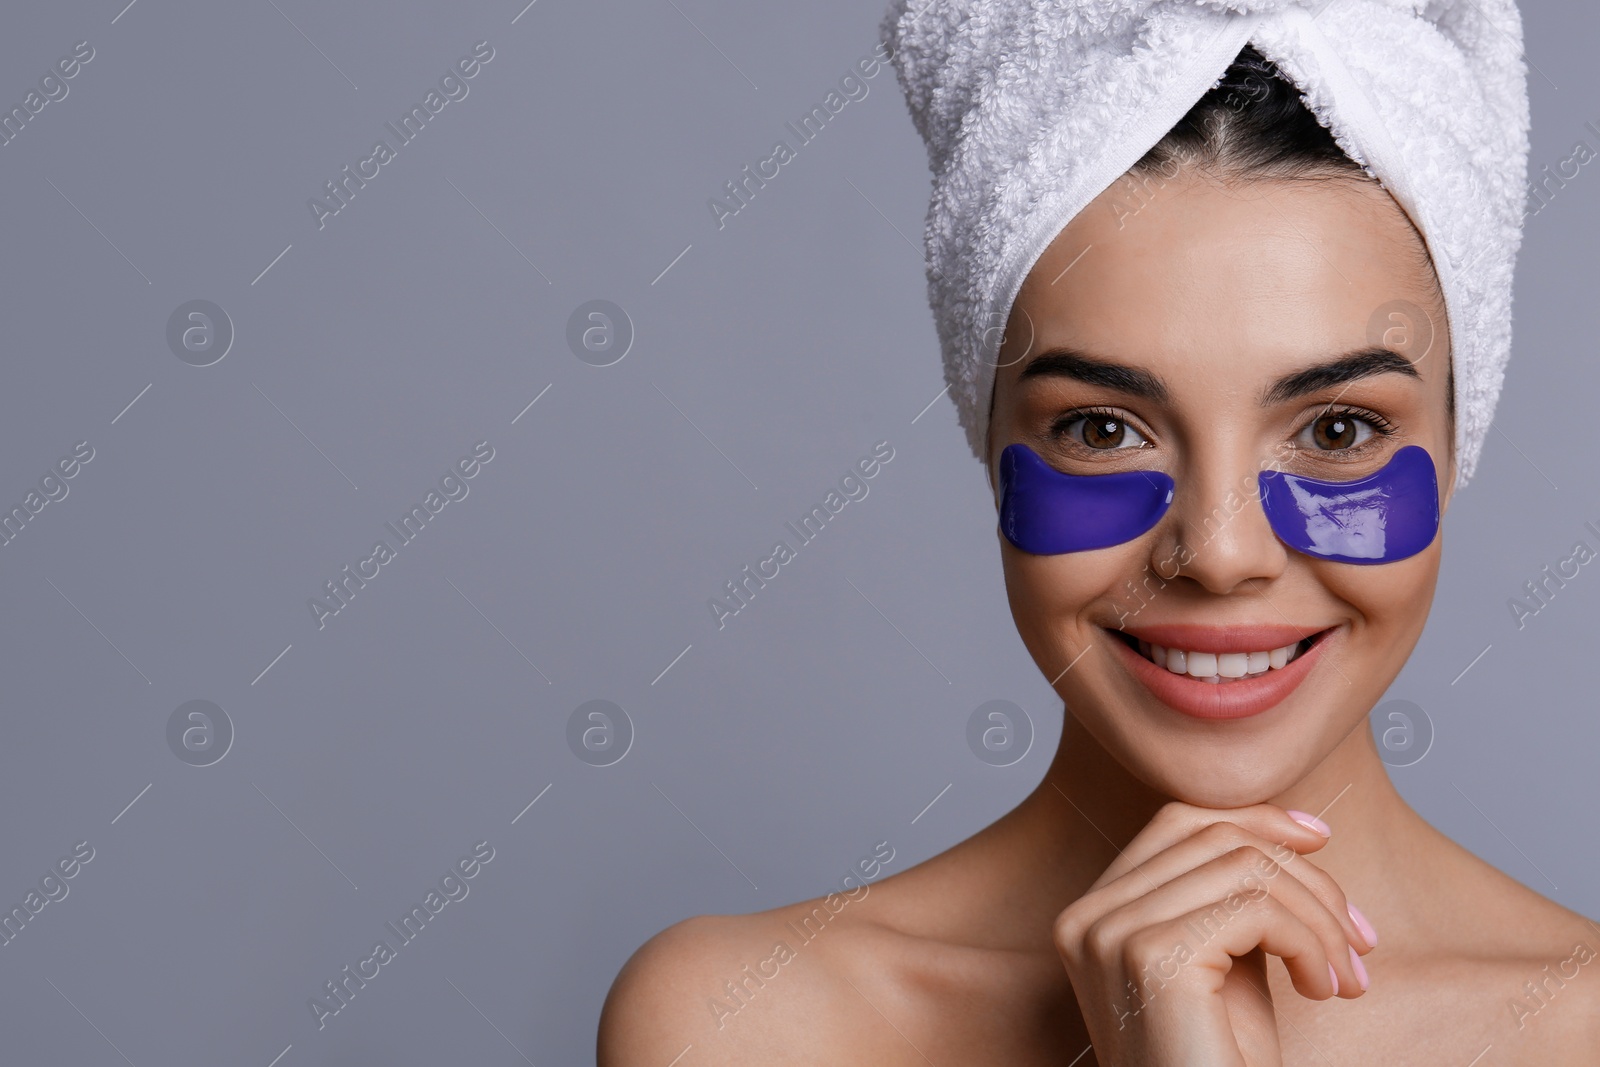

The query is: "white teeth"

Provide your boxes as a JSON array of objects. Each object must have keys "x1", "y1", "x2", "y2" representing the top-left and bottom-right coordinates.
[{"x1": 1135, "y1": 637, "x2": 1306, "y2": 680}]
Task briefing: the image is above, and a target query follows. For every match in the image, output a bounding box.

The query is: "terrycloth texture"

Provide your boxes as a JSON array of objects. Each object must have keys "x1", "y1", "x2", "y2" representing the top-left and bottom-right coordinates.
[{"x1": 880, "y1": 0, "x2": 1530, "y2": 491}]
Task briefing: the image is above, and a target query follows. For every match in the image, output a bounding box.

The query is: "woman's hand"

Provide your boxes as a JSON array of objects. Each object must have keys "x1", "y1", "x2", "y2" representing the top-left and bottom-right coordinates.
[{"x1": 1053, "y1": 802, "x2": 1376, "y2": 1066}]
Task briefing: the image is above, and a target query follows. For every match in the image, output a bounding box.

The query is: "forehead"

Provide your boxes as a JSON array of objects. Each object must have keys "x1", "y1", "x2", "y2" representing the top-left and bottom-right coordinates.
[{"x1": 1000, "y1": 172, "x2": 1443, "y2": 377}]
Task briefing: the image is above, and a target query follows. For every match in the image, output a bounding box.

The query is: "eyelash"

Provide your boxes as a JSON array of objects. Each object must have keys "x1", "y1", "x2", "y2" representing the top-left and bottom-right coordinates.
[
  {"x1": 1298, "y1": 404, "x2": 1398, "y2": 452},
  {"x1": 1049, "y1": 406, "x2": 1145, "y2": 448},
  {"x1": 1048, "y1": 404, "x2": 1399, "y2": 452}
]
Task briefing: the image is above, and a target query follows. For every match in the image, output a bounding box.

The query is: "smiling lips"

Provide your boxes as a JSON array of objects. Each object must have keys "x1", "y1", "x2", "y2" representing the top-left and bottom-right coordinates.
[{"x1": 1107, "y1": 623, "x2": 1338, "y2": 720}]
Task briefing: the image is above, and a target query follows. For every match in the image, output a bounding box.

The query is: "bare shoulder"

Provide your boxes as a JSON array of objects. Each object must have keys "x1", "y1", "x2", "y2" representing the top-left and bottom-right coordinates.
[
  {"x1": 596, "y1": 910, "x2": 758, "y2": 1066},
  {"x1": 596, "y1": 891, "x2": 913, "y2": 1066},
  {"x1": 1418, "y1": 844, "x2": 1600, "y2": 1059},
  {"x1": 1488, "y1": 902, "x2": 1600, "y2": 1059},
  {"x1": 598, "y1": 854, "x2": 1077, "y2": 1067}
]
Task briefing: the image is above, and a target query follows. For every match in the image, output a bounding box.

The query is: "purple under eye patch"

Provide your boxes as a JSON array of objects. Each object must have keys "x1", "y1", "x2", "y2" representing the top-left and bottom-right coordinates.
[
  {"x1": 998, "y1": 442, "x2": 1440, "y2": 564},
  {"x1": 1256, "y1": 444, "x2": 1439, "y2": 564},
  {"x1": 997, "y1": 443, "x2": 1175, "y2": 554}
]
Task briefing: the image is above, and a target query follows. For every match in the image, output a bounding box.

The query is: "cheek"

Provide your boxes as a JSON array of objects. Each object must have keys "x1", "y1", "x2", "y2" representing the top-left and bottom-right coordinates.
[
  {"x1": 1310, "y1": 543, "x2": 1441, "y2": 677},
  {"x1": 1316, "y1": 542, "x2": 1440, "y2": 614},
  {"x1": 999, "y1": 542, "x2": 1152, "y2": 643}
]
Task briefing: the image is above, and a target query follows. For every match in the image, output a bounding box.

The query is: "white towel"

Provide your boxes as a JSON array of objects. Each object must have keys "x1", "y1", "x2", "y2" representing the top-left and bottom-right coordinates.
[{"x1": 879, "y1": 0, "x2": 1530, "y2": 490}]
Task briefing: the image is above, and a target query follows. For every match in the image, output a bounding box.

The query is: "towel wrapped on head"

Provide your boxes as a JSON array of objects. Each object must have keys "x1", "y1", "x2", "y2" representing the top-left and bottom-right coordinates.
[{"x1": 879, "y1": 0, "x2": 1531, "y2": 490}]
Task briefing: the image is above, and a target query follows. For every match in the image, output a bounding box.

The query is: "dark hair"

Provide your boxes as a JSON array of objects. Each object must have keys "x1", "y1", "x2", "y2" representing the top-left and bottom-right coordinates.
[
  {"x1": 1134, "y1": 43, "x2": 1365, "y2": 180},
  {"x1": 1133, "y1": 43, "x2": 1453, "y2": 429}
]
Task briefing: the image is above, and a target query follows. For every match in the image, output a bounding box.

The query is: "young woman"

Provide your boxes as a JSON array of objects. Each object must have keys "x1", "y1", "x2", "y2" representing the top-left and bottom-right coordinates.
[{"x1": 598, "y1": 37, "x2": 1598, "y2": 1067}]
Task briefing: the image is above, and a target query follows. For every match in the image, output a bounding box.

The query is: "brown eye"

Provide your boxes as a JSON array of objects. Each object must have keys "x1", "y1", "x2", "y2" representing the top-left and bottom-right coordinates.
[
  {"x1": 1085, "y1": 415, "x2": 1126, "y2": 448},
  {"x1": 1056, "y1": 411, "x2": 1149, "y2": 450},
  {"x1": 1300, "y1": 411, "x2": 1376, "y2": 451}
]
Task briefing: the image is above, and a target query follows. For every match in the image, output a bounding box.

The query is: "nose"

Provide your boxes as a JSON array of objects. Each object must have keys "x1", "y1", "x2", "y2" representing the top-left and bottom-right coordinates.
[{"x1": 1152, "y1": 449, "x2": 1289, "y2": 594}]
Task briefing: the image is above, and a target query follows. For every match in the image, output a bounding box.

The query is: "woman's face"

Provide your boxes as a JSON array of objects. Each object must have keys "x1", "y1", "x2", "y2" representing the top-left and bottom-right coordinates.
[{"x1": 987, "y1": 169, "x2": 1454, "y2": 806}]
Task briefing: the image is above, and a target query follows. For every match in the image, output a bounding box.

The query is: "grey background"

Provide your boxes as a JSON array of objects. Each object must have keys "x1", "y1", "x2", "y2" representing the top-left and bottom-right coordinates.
[{"x1": 0, "y1": 1, "x2": 1595, "y2": 1063}]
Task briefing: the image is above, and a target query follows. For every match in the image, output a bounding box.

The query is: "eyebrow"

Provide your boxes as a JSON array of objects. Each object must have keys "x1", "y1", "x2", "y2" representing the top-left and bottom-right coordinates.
[{"x1": 1016, "y1": 345, "x2": 1422, "y2": 406}]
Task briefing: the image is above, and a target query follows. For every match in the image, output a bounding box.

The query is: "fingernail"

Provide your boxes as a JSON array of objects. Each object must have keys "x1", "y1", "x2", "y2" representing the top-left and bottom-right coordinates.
[
  {"x1": 1286, "y1": 809, "x2": 1331, "y2": 837},
  {"x1": 1349, "y1": 944, "x2": 1370, "y2": 990},
  {"x1": 1347, "y1": 902, "x2": 1378, "y2": 948},
  {"x1": 1327, "y1": 961, "x2": 1340, "y2": 995}
]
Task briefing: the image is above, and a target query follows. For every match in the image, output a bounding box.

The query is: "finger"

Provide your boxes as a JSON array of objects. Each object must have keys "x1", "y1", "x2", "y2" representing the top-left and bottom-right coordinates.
[
  {"x1": 1075, "y1": 846, "x2": 1367, "y2": 999},
  {"x1": 1087, "y1": 802, "x2": 1330, "y2": 891},
  {"x1": 1122, "y1": 891, "x2": 1340, "y2": 1004},
  {"x1": 1076, "y1": 820, "x2": 1372, "y2": 954}
]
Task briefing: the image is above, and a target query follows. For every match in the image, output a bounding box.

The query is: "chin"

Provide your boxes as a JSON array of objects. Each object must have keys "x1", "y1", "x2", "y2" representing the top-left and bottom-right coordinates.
[
  {"x1": 1078, "y1": 692, "x2": 1342, "y2": 804},
  {"x1": 1129, "y1": 751, "x2": 1318, "y2": 810}
]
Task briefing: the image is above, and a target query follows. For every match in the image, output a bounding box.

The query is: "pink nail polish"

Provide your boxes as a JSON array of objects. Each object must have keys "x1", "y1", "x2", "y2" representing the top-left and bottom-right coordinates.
[
  {"x1": 1349, "y1": 945, "x2": 1369, "y2": 990},
  {"x1": 1328, "y1": 961, "x2": 1340, "y2": 995},
  {"x1": 1286, "y1": 809, "x2": 1331, "y2": 837},
  {"x1": 1347, "y1": 902, "x2": 1378, "y2": 948}
]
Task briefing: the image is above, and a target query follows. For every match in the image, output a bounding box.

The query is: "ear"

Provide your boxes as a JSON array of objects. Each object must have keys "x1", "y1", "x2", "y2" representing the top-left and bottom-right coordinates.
[
  {"x1": 982, "y1": 360, "x2": 1019, "y2": 512},
  {"x1": 1439, "y1": 449, "x2": 1457, "y2": 514},
  {"x1": 983, "y1": 423, "x2": 1001, "y2": 509}
]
